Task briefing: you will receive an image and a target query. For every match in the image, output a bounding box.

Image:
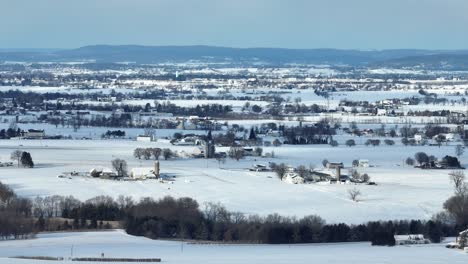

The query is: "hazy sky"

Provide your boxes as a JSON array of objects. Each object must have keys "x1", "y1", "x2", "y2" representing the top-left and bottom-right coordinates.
[{"x1": 1, "y1": 0, "x2": 467, "y2": 50}]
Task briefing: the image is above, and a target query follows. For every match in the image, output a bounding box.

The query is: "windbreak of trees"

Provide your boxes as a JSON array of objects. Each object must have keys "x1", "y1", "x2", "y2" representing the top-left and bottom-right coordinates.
[
  {"x1": 0, "y1": 128, "x2": 24, "y2": 139},
  {"x1": 280, "y1": 120, "x2": 336, "y2": 145},
  {"x1": 120, "y1": 199, "x2": 450, "y2": 245},
  {"x1": 102, "y1": 130, "x2": 126, "y2": 138},
  {"x1": 0, "y1": 179, "x2": 461, "y2": 245}
]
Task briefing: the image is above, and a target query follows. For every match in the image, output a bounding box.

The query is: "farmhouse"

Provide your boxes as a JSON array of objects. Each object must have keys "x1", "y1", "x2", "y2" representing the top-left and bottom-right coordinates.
[
  {"x1": 90, "y1": 168, "x2": 118, "y2": 179},
  {"x1": 136, "y1": 135, "x2": 155, "y2": 142},
  {"x1": 394, "y1": 234, "x2": 429, "y2": 245},
  {"x1": 24, "y1": 129, "x2": 45, "y2": 139}
]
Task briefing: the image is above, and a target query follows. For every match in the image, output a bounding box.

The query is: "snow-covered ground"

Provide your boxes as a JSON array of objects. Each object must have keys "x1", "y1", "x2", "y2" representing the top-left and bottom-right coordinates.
[
  {"x1": 0, "y1": 138, "x2": 461, "y2": 224},
  {"x1": 0, "y1": 230, "x2": 465, "y2": 264}
]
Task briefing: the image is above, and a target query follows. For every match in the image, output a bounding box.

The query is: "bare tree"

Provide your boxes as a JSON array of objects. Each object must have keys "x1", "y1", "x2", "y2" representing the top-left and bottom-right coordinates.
[
  {"x1": 150, "y1": 148, "x2": 162, "y2": 160},
  {"x1": 348, "y1": 188, "x2": 362, "y2": 202},
  {"x1": 254, "y1": 147, "x2": 263, "y2": 157},
  {"x1": 345, "y1": 139, "x2": 356, "y2": 147},
  {"x1": 271, "y1": 163, "x2": 287, "y2": 180},
  {"x1": 322, "y1": 159, "x2": 329, "y2": 168},
  {"x1": 142, "y1": 148, "x2": 152, "y2": 160},
  {"x1": 10, "y1": 150, "x2": 22, "y2": 167},
  {"x1": 111, "y1": 158, "x2": 128, "y2": 177},
  {"x1": 361, "y1": 173, "x2": 370, "y2": 183},
  {"x1": 228, "y1": 147, "x2": 244, "y2": 161},
  {"x1": 414, "y1": 152, "x2": 429, "y2": 165},
  {"x1": 162, "y1": 148, "x2": 173, "y2": 160},
  {"x1": 133, "y1": 148, "x2": 143, "y2": 159},
  {"x1": 405, "y1": 157, "x2": 415, "y2": 166},
  {"x1": 272, "y1": 139, "x2": 282, "y2": 147},
  {"x1": 296, "y1": 165, "x2": 308, "y2": 178},
  {"x1": 449, "y1": 171, "x2": 467, "y2": 195},
  {"x1": 216, "y1": 156, "x2": 226, "y2": 168},
  {"x1": 444, "y1": 170, "x2": 468, "y2": 228}
]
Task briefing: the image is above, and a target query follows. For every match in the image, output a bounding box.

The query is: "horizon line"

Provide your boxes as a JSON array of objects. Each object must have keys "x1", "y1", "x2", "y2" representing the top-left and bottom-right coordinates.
[{"x1": 1, "y1": 45, "x2": 468, "y2": 53}]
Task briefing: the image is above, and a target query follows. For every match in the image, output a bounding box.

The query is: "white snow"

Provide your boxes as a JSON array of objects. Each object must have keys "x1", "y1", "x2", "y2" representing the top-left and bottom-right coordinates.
[
  {"x1": 0, "y1": 230, "x2": 465, "y2": 264},
  {"x1": 0, "y1": 139, "x2": 460, "y2": 224}
]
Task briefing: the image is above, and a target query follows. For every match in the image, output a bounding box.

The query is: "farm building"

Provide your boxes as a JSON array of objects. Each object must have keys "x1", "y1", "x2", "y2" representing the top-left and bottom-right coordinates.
[
  {"x1": 172, "y1": 136, "x2": 202, "y2": 146},
  {"x1": 136, "y1": 135, "x2": 154, "y2": 142},
  {"x1": 358, "y1": 159, "x2": 369, "y2": 167},
  {"x1": 0, "y1": 161, "x2": 13, "y2": 167},
  {"x1": 394, "y1": 234, "x2": 429, "y2": 245},
  {"x1": 327, "y1": 162, "x2": 344, "y2": 169},
  {"x1": 130, "y1": 161, "x2": 160, "y2": 180},
  {"x1": 89, "y1": 168, "x2": 118, "y2": 179},
  {"x1": 24, "y1": 129, "x2": 45, "y2": 139},
  {"x1": 283, "y1": 172, "x2": 305, "y2": 184},
  {"x1": 457, "y1": 229, "x2": 468, "y2": 249},
  {"x1": 130, "y1": 168, "x2": 158, "y2": 180},
  {"x1": 249, "y1": 164, "x2": 269, "y2": 172}
]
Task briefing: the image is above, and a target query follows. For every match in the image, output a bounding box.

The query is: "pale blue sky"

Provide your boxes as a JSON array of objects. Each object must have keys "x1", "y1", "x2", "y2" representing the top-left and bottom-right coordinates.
[{"x1": 1, "y1": 0, "x2": 467, "y2": 50}]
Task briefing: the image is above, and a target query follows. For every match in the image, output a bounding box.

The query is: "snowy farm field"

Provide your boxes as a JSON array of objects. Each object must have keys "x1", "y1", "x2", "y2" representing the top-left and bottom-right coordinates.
[
  {"x1": 0, "y1": 138, "x2": 460, "y2": 224},
  {"x1": 0, "y1": 230, "x2": 465, "y2": 264}
]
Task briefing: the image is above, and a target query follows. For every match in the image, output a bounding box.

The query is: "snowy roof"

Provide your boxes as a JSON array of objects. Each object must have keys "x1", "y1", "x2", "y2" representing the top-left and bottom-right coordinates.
[
  {"x1": 90, "y1": 167, "x2": 113, "y2": 174},
  {"x1": 131, "y1": 167, "x2": 154, "y2": 175}
]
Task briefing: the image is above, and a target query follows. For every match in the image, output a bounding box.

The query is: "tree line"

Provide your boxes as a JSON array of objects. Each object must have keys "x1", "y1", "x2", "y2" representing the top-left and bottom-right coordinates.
[{"x1": 1, "y1": 169, "x2": 466, "y2": 245}]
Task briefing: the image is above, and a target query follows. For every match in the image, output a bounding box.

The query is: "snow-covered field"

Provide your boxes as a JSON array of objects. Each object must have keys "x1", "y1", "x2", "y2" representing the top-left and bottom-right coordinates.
[
  {"x1": 0, "y1": 138, "x2": 460, "y2": 224},
  {"x1": 0, "y1": 230, "x2": 465, "y2": 264}
]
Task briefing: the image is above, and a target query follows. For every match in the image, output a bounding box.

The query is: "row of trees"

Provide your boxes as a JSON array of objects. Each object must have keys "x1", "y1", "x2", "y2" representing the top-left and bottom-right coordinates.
[
  {"x1": 123, "y1": 197, "x2": 450, "y2": 245},
  {"x1": 0, "y1": 128, "x2": 23, "y2": 139},
  {"x1": 133, "y1": 148, "x2": 173, "y2": 160},
  {"x1": 405, "y1": 152, "x2": 462, "y2": 168},
  {"x1": 0, "y1": 179, "x2": 462, "y2": 245},
  {"x1": 344, "y1": 139, "x2": 395, "y2": 147}
]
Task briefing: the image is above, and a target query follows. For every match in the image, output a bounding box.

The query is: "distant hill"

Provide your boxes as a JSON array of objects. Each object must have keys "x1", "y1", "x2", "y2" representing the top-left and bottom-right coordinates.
[
  {"x1": 0, "y1": 45, "x2": 468, "y2": 69},
  {"x1": 372, "y1": 53, "x2": 468, "y2": 70}
]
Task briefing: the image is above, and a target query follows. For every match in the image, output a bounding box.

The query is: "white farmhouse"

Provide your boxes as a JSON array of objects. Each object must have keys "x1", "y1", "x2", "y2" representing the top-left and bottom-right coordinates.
[
  {"x1": 394, "y1": 234, "x2": 429, "y2": 245},
  {"x1": 136, "y1": 135, "x2": 154, "y2": 142}
]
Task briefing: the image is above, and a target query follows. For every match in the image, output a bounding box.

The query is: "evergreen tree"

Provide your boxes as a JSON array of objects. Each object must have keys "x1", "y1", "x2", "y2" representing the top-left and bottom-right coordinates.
[
  {"x1": 425, "y1": 220, "x2": 443, "y2": 243},
  {"x1": 20, "y1": 152, "x2": 34, "y2": 168},
  {"x1": 207, "y1": 130, "x2": 213, "y2": 141},
  {"x1": 248, "y1": 127, "x2": 257, "y2": 140}
]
